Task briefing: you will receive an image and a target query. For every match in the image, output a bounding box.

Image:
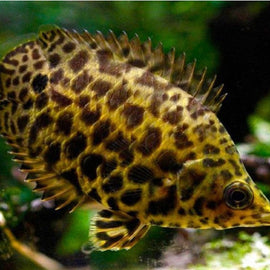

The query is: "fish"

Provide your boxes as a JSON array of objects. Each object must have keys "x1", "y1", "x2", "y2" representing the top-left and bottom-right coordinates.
[{"x1": 0, "y1": 25, "x2": 270, "y2": 252}]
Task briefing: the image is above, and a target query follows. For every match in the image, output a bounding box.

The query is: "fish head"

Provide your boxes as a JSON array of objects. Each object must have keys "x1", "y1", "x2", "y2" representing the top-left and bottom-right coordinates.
[{"x1": 176, "y1": 148, "x2": 270, "y2": 229}]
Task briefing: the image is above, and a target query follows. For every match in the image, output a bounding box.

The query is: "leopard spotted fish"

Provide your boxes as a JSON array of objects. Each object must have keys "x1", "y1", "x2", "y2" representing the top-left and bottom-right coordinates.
[{"x1": 0, "y1": 25, "x2": 270, "y2": 251}]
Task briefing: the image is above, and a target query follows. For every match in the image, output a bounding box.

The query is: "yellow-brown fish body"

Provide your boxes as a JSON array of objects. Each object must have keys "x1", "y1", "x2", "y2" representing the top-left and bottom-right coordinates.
[{"x1": 1, "y1": 26, "x2": 270, "y2": 251}]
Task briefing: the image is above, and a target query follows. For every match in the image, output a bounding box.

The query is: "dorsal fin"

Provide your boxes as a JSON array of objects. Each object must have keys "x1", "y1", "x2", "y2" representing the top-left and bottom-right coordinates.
[
  {"x1": 38, "y1": 25, "x2": 226, "y2": 113},
  {"x1": 36, "y1": 25, "x2": 226, "y2": 112}
]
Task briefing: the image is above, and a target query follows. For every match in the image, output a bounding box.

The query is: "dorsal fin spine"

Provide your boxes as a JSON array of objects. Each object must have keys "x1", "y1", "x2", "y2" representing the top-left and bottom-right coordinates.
[
  {"x1": 36, "y1": 26, "x2": 226, "y2": 113},
  {"x1": 200, "y1": 75, "x2": 217, "y2": 104},
  {"x1": 187, "y1": 60, "x2": 196, "y2": 90},
  {"x1": 107, "y1": 30, "x2": 122, "y2": 55},
  {"x1": 193, "y1": 67, "x2": 207, "y2": 97},
  {"x1": 166, "y1": 47, "x2": 176, "y2": 80}
]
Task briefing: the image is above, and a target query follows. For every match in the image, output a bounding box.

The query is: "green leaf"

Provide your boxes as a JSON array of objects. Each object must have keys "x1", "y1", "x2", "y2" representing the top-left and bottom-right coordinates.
[
  {"x1": 249, "y1": 115, "x2": 270, "y2": 143},
  {"x1": 56, "y1": 209, "x2": 94, "y2": 255}
]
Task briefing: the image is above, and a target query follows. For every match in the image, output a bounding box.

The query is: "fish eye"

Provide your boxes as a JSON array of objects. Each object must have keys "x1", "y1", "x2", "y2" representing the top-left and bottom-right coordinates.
[{"x1": 223, "y1": 181, "x2": 254, "y2": 210}]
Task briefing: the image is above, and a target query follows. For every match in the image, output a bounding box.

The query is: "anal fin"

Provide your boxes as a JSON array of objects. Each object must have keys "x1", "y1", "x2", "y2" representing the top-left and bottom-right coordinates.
[{"x1": 90, "y1": 209, "x2": 150, "y2": 251}]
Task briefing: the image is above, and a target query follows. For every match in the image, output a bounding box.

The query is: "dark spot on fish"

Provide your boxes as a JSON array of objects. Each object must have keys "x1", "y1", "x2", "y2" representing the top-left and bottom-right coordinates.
[
  {"x1": 0, "y1": 64, "x2": 15, "y2": 75},
  {"x1": 50, "y1": 69, "x2": 63, "y2": 84},
  {"x1": 71, "y1": 71, "x2": 92, "y2": 94},
  {"x1": 123, "y1": 104, "x2": 144, "y2": 128},
  {"x1": 88, "y1": 188, "x2": 101, "y2": 202},
  {"x1": 225, "y1": 145, "x2": 236, "y2": 155},
  {"x1": 206, "y1": 200, "x2": 217, "y2": 210},
  {"x1": 151, "y1": 178, "x2": 163, "y2": 186},
  {"x1": 81, "y1": 154, "x2": 103, "y2": 180},
  {"x1": 96, "y1": 220, "x2": 123, "y2": 229},
  {"x1": 19, "y1": 87, "x2": 28, "y2": 102},
  {"x1": 17, "y1": 115, "x2": 29, "y2": 133},
  {"x1": 96, "y1": 49, "x2": 112, "y2": 63},
  {"x1": 219, "y1": 126, "x2": 226, "y2": 133},
  {"x1": 62, "y1": 42, "x2": 76, "y2": 53},
  {"x1": 203, "y1": 158, "x2": 225, "y2": 168},
  {"x1": 12, "y1": 76, "x2": 19, "y2": 86},
  {"x1": 34, "y1": 60, "x2": 45, "y2": 70},
  {"x1": 69, "y1": 50, "x2": 89, "y2": 73},
  {"x1": 10, "y1": 120, "x2": 16, "y2": 134},
  {"x1": 32, "y1": 48, "x2": 41, "y2": 60},
  {"x1": 190, "y1": 108, "x2": 205, "y2": 120},
  {"x1": 99, "y1": 210, "x2": 113, "y2": 218},
  {"x1": 174, "y1": 130, "x2": 193, "y2": 149},
  {"x1": 136, "y1": 71, "x2": 166, "y2": 90},
  {"x1": 93, "y1": 120, "x2": 111, "y2": 145},
  {"x1": 35, "y1": 92, "x2": 49, "y2": 109},
  {"x1": 193, "y1": 197, "x2": 204, "y2": 216},
  {"x1": 170, "y1": 93, "x2": 181, "y2": 102},
  {"x1": 127, "y1": 211, "x2": 138, "y2": 217},
  {"x1": 56, "y1": 111, "x2": 73, "y2": 135},
  {"x1": 203, "y1": 144, "x2": 220, "y2": 155},
  {"x1": 128, "y1": 165, "x2": 154, "y2": 184},
  {"x1": 102, "y1": 175, "x2": 123, "y2": 193},
  {"x1": 61, "y1": 168, "x2": 82, "y2": 192},
  {"x1": 7, "y1": 91, "x2": 15, "y2": 100},
  {"x1": 178, "y1": 208, "x2": 186, "y2": 215},
  {"x1": 107, "y1": 197, "x2": 119, "y2": 210},
  {"x1": 22, "y1": 55, "x2": 28, "y2": 62},
  {"x1": 107, "y1": 82, "x2": 130, "y2": 110},
  {"x1": 49, "y1": 53, "x2": 61, "y2": 68},
  {"x1": 193, "y1": 124, "x2": 206, "y2": 142},
  {"x1": 121, "y1": 189, "x2": 142, "y2": 206},
  {"x1": 51, "y1": 89, "x2": 72, "y2": 107},
  {"x1": 220, "y1": 138, "x2": 227, "y2": 144},
  {"x1": 65, "y1": 132, "x2": 86, "y2": 159},
  {"x1": 23, "y1": 98, "x2": 33, "y2": 110},
  {"x1": 220, "y1": 170, "x2": 233, "y2": 180},
  {"x1": 137, "y1": 127, "x2": 161, "y2": 156},
  {"x1": 92, "y1": 79, "x2": 111, "y2": 97},
  {"x1": 80, "y1": 107, "x2": 100, "y2": 125},
  {"x1": 11, "y1": 103, "x2": 17, "y2": 115},
  {"x1": 228, "y1": 159, "x2": 242, "y2": 176},
  {"x1": 156, "y1": 150, "x2": 182, "y2": 173},
  {"x1": 163, "y1": 108, "x2": 183, "y2": 125},
  {"x1": 148, "y1": 93, "x2": 162, "y2": 117},
  {"x1": 5, "y1": 78, "x2": 11, "y2": 88},
  {"x1": 105, "y1": 132, "x2": 129, "y2": 152},
  {"x1": 44, "y1": 142, "x2": 61, "y2": 165},
  {"x1": 180, "y1": 169, "x2": 206, "y2": 201},
  {"x1": 77, "y1": 95, "x2": 90, "y2": 108},
  {"x1": 101, "y1": 160, "x2": 117, "y2": 178},
  {"x1": 119, "y1": 149, "x2": 134, "y2": 166},
  {"x1": 29, "y1": 112, "x2": 52, "y2": 143},
  {"x1": 32, "y1": 74, "x2": 48, "y2": 93}
]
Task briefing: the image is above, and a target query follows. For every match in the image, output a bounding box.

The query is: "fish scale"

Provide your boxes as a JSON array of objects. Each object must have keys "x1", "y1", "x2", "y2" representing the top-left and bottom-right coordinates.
[{"x1": 1, "y1": 25, "x2": 270, "y2": 251}]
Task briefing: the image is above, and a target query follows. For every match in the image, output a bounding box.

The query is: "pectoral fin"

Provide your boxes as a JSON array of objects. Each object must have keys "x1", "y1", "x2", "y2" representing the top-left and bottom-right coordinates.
[{"x1": 90, "y1": 209, "x2": 150, "y2": 251}]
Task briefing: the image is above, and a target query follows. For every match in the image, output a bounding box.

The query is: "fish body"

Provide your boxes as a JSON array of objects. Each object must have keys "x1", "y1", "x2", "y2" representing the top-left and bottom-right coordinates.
[{"x1": 1, "y1": 26, "x2": 270, "y2": 251}]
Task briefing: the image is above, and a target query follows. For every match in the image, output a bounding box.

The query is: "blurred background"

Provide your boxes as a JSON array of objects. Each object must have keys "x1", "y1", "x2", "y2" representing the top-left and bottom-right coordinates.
[{"x1": 1, "y1": 2, "x2": 270, "y2": 270}]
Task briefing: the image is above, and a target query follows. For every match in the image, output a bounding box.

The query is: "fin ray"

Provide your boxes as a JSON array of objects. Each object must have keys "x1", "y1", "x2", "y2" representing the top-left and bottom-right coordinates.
[
  {"x1": 90, "y1": 209, "x2": 150, "y2": 251},
  {"x1": 37, "y1": 26, "x2": 225, "y2": 113}
]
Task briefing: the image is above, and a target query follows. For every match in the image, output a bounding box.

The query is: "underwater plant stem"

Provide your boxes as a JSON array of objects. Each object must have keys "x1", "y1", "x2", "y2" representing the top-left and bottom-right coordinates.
[{"x1": 2, "y1": 226, "x2": 65, "y2": 270}]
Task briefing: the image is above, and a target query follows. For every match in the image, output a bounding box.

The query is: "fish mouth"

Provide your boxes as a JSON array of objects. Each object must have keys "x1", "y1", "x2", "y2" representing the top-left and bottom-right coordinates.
[{"x1": 258, "y1": 212, "x2": 270, "y2": 225}]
